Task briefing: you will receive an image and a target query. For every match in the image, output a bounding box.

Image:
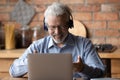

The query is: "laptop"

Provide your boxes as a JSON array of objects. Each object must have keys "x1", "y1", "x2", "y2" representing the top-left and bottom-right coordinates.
[
  {"x1": 91, "y1": 78, "x2": 120, "y2": 80},
  {"x1": 28, "y1": 53, "x2": 73, "y2": 80}
]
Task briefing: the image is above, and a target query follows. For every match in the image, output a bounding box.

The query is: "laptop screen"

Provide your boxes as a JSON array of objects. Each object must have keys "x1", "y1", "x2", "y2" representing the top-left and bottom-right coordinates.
[{"x1": 28, "y1": 53, "x2": 73, "y2": 80}]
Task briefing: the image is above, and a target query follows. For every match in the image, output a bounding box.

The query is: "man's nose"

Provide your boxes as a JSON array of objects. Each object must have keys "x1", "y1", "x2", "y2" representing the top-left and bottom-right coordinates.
[{"x1": 54, "y1": 27, "x2": 62, "y2": 34}]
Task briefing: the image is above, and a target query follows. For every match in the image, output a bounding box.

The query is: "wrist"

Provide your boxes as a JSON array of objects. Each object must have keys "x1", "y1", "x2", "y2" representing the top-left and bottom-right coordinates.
[{"x1": 79, "y1": 63, "x2": 84, "y2": 72}]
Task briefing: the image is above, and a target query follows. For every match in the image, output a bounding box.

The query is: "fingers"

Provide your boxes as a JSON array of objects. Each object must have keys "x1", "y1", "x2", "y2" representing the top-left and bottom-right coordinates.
[
  {"x1": 73, "y1": 56, "x2": 84, "y2": 72},
  {"x1": 33, "y1": 50, "x2": 37, "y2": 54},
  {"x1": 77, "y1": 56, "x2": 80, "y2": 63}
]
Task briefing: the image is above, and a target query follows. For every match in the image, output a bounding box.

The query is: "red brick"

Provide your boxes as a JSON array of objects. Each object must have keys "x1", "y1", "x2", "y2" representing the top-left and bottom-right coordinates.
[
  {"x1": 84, "y1": 21, "x2": 106, "y2": 29},
  {"x1": 34, "y1": 5, "x2": 46, "y2": 13},
  {"x1": 9, "y1": 0, "x2": 34, "y2": 6},
  {"x1": 29, "y1": 21, "x2": 42, "y2": 27},
  {"x1": 70, "y1": 4, "x2": 100, "y2": 12},
  {"x1": 14, "y1": 23, "x2": 21, "y2": 29},
  {"x1": 106, "y1": 0, "x2": 120, "y2": 3},
  {"x1": 87, "y1": 0, "x2": 107, "y2": 4},
  {"x1": 73, "y1": 12, "x2": 92, "y2": 21},
  {"x1": 34, "y1": 0, "x2": 58, "y2": 5},
  {"x1": 31, "y1": 14, "x2": 39, "y2": 22},
  {"x1": 0, "y1": 6, "x2": 13, "y2": 13},
  {"x1": 0, "y1": 0, "x2": 7, "y2": 4},
  {"x1": 108, "y1": 21, "x2": 120, "y2": 29},
  {"x1": 0, "y1": 0, "x2": 120, "y2": 48},
  {"x1": 38, "y1": 13, "x2": 44, "y2": 21},
  {"x1": 94, "y1": 12, "x2": 119, "y2": 21},
  {"x1": 60, "y1": 0, "x2": 84, "y2": 4},
  {"x1": 0, "y1": 13, "x2": 9, "y2": 21},
  {"x1": 94, "y1": 29, "x2": 120, "y2": 37},
  {"x1": 101, "y1": 4, "x2": 120, "y2": 12},
  {"x1": 106, "y1": 37, "x2": 120, "y2": 46},
  {"x1": 90, "y1": 38, "x2": 106, "y2": 44},
  {"x1": 9, "y1": 0, "x2": 18, "y2": 3}
]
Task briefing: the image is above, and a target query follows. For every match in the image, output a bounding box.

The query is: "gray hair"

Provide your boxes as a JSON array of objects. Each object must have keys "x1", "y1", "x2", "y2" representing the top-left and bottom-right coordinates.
[{"x1": 44, "y1": 2, "x2": 72, "y2": 23}]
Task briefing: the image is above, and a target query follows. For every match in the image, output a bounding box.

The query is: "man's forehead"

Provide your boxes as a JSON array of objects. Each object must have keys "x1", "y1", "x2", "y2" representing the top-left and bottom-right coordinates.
[{"x1": 47, "y1": 16, "x2": 67, "y2": 24}]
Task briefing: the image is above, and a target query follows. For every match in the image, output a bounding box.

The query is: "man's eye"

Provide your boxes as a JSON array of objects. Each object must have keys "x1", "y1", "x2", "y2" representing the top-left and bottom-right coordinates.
[
  {"x1": 52, "y1": 26, "x2": 56, "y2": 28},
  {"x1": 48, "y1": 26, "x2": 55, "y2": 29}
]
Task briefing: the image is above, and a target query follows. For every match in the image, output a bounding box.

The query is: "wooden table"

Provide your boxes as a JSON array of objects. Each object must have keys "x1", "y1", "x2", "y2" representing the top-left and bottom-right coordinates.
[
  {"x1": 0, "y1": 77, "x2": 83, "y2": 80},
  {"x1": 0, "y1": 49, "x2": 25, "y2": 77},
  {"x1": 0, "y1": 49, "x2": 120, "y2": 78},
  {"x1": 1, "y1": 77, "x2": 120, "y2": 80},
  {"x1": 0, "y1": 48, "x2": 120, "y2": 59},
  {"x1": 99, "y1": 49, "x2": 120, "y2": 77},
  {"x1": 0, "y1": 49, "x2": 24, "y2": 58},
  {"x1": 99, "y1": 49, "x2": 120, "y2": 59},
  {"x1": 1, "y1": 77, "x2": 28, "y2": 80}
]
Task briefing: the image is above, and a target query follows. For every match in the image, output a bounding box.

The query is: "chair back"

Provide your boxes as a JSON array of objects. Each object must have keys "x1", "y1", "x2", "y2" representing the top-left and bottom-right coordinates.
[{"x1": 69, "y1": 20, "x2": 86, "y2": 37}]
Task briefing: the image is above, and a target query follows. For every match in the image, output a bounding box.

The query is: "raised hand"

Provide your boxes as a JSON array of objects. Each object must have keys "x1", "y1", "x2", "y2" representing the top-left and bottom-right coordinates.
[
  {"x1": 73, "y1": 56, "x2": 84, "y2": 72},
  {"x1": 33, "y1": 50, "x2": 37, "y2": 54}
]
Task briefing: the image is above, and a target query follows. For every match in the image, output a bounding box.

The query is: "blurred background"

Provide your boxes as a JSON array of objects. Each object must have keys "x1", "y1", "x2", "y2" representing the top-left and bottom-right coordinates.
[{"x1": 0, "y1": 0, "x2": 120, "y2": 49}]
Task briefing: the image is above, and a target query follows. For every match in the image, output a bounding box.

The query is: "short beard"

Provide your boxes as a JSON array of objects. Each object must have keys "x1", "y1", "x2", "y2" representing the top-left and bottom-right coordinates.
[{"x1": 51, "y1": 33, "x2": 68, "y2": 44}]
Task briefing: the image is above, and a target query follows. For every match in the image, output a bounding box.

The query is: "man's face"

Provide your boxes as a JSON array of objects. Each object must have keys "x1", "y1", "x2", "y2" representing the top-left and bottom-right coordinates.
[{"x1": 46, "y1": 15, "x2": 69, "y2": 43}]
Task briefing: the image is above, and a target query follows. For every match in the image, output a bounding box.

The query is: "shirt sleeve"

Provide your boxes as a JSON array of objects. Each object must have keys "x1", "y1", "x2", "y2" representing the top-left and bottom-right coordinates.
[
  {"x1": 9, "y1": 58, "x2": 28, "y2": 77},
  {"x1": 9, "y1": 42, "x2": 38, "y2": 77},
  {"x1": 9, "y1": 37, "x2": 48, "y2": 77},
  {"x1": 79, "y1": 39, "x2": 105, "y2": 78}
]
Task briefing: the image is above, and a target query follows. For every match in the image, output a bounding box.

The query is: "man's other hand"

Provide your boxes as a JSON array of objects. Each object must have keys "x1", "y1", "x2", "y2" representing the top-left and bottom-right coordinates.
[{"x1": 73, "y1": 56, "x2": 84, "y2": 72}]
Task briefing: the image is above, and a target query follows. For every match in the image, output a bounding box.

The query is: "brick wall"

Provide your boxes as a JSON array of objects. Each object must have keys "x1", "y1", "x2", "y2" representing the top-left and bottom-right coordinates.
[{"x1": 0, "y1": 0, "x2": 120, "y2": 48}]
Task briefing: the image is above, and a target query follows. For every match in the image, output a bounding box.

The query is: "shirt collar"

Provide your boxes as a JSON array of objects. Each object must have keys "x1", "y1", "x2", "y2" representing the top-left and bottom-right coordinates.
[{"x1": 48, "y1": 37, "x2": 54, "y2": 48}]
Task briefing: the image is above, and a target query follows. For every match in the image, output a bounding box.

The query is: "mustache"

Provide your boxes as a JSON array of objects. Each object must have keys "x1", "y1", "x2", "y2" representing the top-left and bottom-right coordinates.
[{"x1": 52, "y1": 33, "x2": 63, "y2": 36}]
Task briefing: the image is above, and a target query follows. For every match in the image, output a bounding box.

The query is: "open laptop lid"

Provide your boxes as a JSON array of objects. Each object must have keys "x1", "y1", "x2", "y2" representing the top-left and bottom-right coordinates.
[{"x1": 28, "y1": 53, "x2": 73, "y2": 80}]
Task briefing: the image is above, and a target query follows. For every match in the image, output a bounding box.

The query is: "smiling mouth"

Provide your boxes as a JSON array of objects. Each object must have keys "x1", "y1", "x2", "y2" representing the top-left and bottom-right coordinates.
[{"x1": 54, "y1": 34, "x2": 62, "y2": 38}]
